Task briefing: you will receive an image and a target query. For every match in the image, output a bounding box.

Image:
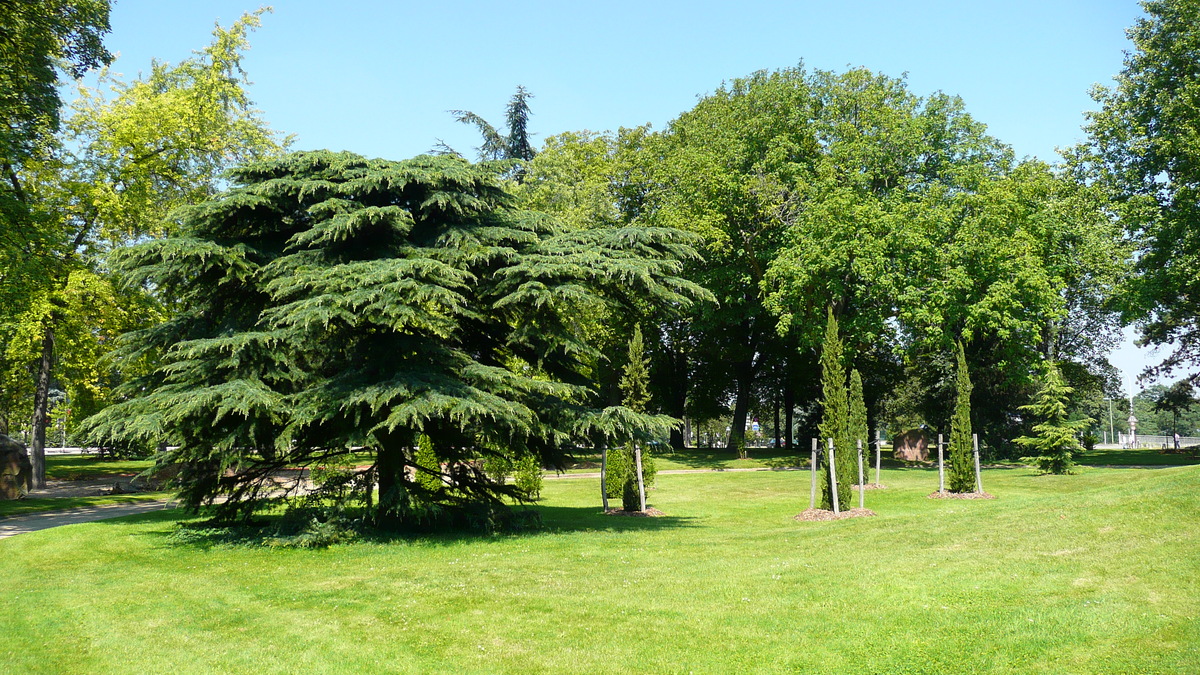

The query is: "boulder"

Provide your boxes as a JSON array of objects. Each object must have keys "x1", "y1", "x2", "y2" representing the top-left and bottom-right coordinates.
[
  {"x1": 892, "y1": 429, "x2": 929, "y2": 462},
  {"x1": 0, "y1": 434, "x2": 33, "y2": 500}
]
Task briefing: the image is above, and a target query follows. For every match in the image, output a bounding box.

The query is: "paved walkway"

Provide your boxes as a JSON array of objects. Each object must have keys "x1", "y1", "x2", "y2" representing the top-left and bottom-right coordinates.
[{"x1": 0, "y1": 500, "x2": 173, "y2": 539}]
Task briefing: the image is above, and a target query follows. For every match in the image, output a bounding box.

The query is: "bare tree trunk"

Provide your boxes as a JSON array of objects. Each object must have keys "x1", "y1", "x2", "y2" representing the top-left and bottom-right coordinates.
[
  {"x1": 726, "y1": 364, "x2": 752, "y2": 457},
  {"x1": 784, "y1": 383, "x2": 795, "y2": 452},
  {"x1": 30, "y1": 324, "x2": 54, "y2": 489},
  {"x1": 773, "y1": 394, "x2": 781, "y2": 449}
]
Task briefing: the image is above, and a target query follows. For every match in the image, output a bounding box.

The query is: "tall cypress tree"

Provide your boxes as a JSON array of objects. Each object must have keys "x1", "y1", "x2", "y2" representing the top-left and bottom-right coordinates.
[
  {"x1": 818, "y1": 309, "x2": 853, "y2": 510},
  {"x1": 612, "y1": 324, "x2": 656, "y2": 511},
  {"x1": 848, "y1": 368, "x2": 868, "y2": 480},
  {"x1": 948, "y1": 340, "x2": 975, "y2": 492}
]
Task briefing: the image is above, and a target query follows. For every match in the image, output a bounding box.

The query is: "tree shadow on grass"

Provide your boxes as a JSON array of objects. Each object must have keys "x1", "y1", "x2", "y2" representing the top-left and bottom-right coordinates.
[
  {"x1": 137, "y1": 503, "x2": 699, "y2": 551},
  {"x1": 659, "y1": 446, "x2": 800, "y2": 470}
]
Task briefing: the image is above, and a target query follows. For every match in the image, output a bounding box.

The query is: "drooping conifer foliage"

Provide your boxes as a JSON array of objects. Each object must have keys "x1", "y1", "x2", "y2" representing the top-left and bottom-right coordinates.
[
  {"x1": 85, "y1": 150, "x2": 704, "y2": 527},
  {"x1": 948, "y1": 340, "x2": 976, "y2": 492},
  {"x1": 817, "y1": 309, "x2": 853, "y2": 510}
]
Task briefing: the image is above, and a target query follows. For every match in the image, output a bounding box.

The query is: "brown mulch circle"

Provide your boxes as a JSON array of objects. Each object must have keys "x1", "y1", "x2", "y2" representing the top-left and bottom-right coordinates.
[
  {"x1": 604, "y1": 507, "x2": 665, "y2": 517},
  {"x1": 851, "y1": 483, "x2": 887, "y2": 491},
  {"x1": 793, "y1": 507, "x2": 877, "y2": 521},
  {"x1": 927, "y1": 490, "x2": 996, "y2": 500}
]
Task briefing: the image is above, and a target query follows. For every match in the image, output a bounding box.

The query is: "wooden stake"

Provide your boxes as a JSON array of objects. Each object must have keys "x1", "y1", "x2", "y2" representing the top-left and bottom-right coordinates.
[
  {"x1": 600, "y1": 444, "x2": 609, "y2": 511},
  {"x1": 634, "y1": 443, "x2": 646, "y2": 513},
  {"x1": 829, "y1": 438, "x2": 840, "y2": 514},
  {"x1": 937, "y1": 432, "x2": 945, "y2": 493},
  {"x1": 857, "y1": 438, "x2": 865, "y2": 510},
  {"x1": 973, "y1": 433, "x2": 983, "y2": 494},
  {"x1": 810, "y1": 438, "x2": 817, "y2": 510}
]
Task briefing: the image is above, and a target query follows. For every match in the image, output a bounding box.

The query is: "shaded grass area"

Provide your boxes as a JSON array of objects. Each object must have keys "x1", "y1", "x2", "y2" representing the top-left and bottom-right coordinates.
[
  {"x1": 562, "y1": 444, "x2": 910, "y2": 473},
  {"x1": 1077, "y1": 445, "x2": 1200, "y2": 466},
  {"x1": 1, "y1": 463, "x2": 1196, "y2": 673},
  {"x1": 44, "y1": 454, "x2": 154, "y2": 481},
  {"x1": 0, "y1": 494, "x2": 166, "y2": 519}
]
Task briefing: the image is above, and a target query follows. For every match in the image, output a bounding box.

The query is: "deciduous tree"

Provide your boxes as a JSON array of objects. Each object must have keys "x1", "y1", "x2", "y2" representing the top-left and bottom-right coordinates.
[
  {"x1": 1077, "y1": 0, "x2": 1200, "y2": 381},
  {"x1": 3, "y1": 11, "x2": 284, "y2": 485}
]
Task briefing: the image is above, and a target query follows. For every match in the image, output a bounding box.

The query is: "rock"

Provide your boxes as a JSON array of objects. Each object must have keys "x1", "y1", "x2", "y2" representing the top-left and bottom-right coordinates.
[
  {"x1": 0, "y1": 435, "x2": 33, "y2": 500},
  {"x1": 892, "y1": 429, "x2": 929, "y2": 462}
]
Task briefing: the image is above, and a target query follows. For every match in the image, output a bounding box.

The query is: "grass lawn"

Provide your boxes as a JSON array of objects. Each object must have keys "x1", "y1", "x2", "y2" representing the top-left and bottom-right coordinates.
[
  {"x1": 0, "y1": 493, "x2": 166, "y2": 519},
  {"x1": 44, "y1": 454, "x2": 154, "y2": 481},
  {"x1": 1, "y1": 462, "x2": 1196, "y2": 673}
]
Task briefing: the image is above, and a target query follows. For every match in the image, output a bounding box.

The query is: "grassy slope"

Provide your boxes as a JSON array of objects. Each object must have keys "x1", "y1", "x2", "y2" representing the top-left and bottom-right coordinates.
[{"x1": 1, "y1": 464, "x2": 1196, "y2": 674}]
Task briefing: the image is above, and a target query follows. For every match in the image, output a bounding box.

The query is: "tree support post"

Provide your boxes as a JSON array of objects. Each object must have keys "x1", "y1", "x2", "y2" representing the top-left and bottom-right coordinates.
[
  {"x1": 634, "y1": 442, "x2": 646, "y2": 513},
  {"x1": 937, "y1": 432, "x2": 945, "y2": 493},
  {"x1": 600, "y1": 444, "x2": 609, "y2": 511},
  {"x1": 857, "y1": 438, "x2": 865, "y2": 509},
  {"x1": 828, "y1": 437, "x2": 840, "y2": 514},
  {"x1": 973, "y1": 433, "x2": 983, "y2": 494},
  {"x1": 809, "y1": 438, "x2": 817, "y2": 510}
]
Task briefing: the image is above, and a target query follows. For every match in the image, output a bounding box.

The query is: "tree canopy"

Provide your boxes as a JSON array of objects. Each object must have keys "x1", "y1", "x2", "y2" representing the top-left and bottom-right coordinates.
[
  {"x1": 85, "y1": 150, "x2": 705, "y2": 527},
  {"x1": 1079, "y1": 0, "x2": 1200, "y2": 381}
]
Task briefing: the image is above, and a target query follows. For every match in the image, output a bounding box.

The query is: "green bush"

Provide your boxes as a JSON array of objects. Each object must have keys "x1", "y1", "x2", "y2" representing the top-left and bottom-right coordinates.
[
  {"x1": 514, "y1": 452, "x2": 543, "y2": 501},
  {"x1": 605, "y1": 444, "x2": 656, "y2": 511}
]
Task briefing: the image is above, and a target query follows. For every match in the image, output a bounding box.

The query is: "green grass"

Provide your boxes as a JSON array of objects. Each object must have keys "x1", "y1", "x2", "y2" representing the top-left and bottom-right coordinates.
[
  {"x1": 1078, "y1": 445, "x2": 1200, "y2": 466},
  {"x1": 44, "y1": 454, "x2": 154, "y2": 480},
  {"x1": 0, "y1": 493, "x2": 166, "y2": 519},
  {"x1": 1, "y1": 462, "x2": 1196, "y2": 673},
  {"x1": 563, "y1": 444, "x2": 869, "y2": 472}
]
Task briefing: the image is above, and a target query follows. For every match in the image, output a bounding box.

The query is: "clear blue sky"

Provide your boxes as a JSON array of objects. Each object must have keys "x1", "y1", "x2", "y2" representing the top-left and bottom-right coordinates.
[{"x1": 101, "y1": 0, "x2": 1157, "y2": 394}]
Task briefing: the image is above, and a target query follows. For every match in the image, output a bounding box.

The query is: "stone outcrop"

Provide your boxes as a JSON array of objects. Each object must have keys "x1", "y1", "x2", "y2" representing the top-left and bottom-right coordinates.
[
  {"x1": 892, "y1": 429, "x2": 929, "y2": 462},
  {"x1": 0, "y1": 435, "x2": 33, "y2": 500}
]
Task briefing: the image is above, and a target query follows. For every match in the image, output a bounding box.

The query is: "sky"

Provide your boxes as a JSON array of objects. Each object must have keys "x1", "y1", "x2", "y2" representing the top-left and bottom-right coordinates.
[{"x1": 99, "y1": 0, "x2": 1158, "y2": 395}]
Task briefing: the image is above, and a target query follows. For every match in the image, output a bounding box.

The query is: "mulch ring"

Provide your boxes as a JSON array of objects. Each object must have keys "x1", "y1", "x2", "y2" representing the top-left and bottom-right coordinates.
[
  {"x1": 794, "y1": 507, "x2": 876, "y2": 521},
  {"x1": 851, "y1": 483, "x2": 887, "y2": 491},
  {"x1": 605, "y1": 507, "x2": 665, "y2": 517},
  {"x1": 927, "y1": 490, "x2": 996, "y2": 500}
]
